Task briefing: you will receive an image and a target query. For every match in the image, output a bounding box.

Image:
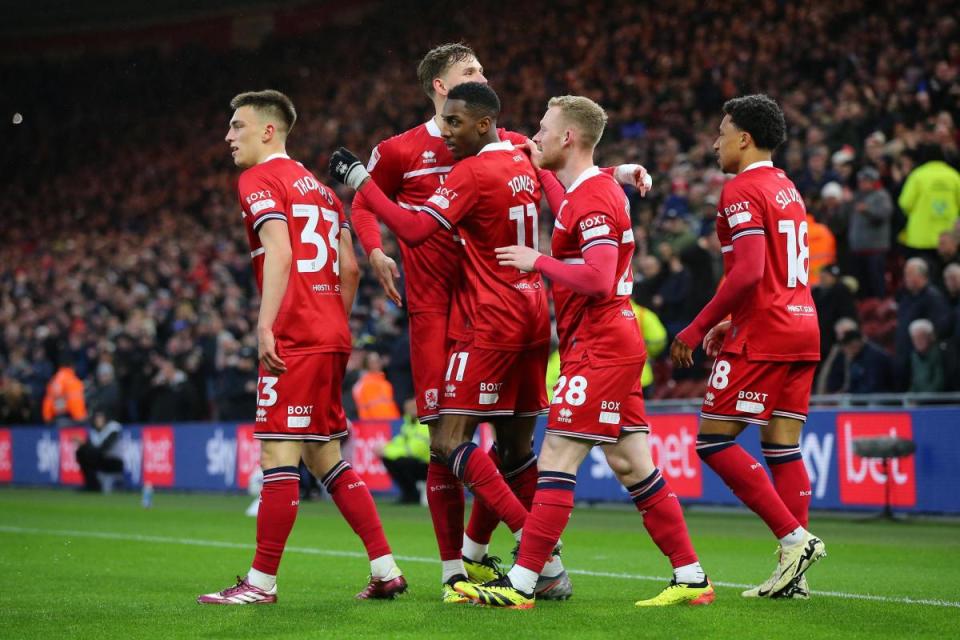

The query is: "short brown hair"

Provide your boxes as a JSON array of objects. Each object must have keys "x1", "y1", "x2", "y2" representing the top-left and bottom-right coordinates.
[
  {"x1": 547, "y1": 95, "x2": 607, "y2": 148},
  {"x1": 416, "y1": 43, "x2": 476, "y2": 98},
  {"x1": 230, "y1": 90, "x2": 297, "y2": 135}
]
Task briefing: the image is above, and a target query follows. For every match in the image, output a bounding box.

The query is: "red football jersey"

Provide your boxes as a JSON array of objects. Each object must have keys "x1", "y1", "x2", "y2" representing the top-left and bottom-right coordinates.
[
  {"x1": 715, "y1": 161, "x2": 820, "y2": 361},
  {"x1": 550, "y1": 167, "x2": 646, "y2": 367},
  {"x1": 418, "y1": 140, "x2": 550, "y2": 351},
  {"x1": 360, "y1": 120, "x2": 529, "y2": 322},
  {"x1": 238, "y1": 153, "x2": 351, "y2": 356}
]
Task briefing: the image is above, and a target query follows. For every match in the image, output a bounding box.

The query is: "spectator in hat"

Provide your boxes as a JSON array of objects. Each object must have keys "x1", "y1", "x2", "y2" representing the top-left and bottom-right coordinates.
[
  {"x1": 848, "y1": 166, "x2": 894, "y2": 298},
  {"x1": 813, "y1": 264, "x2": 858, "y2": 360}
]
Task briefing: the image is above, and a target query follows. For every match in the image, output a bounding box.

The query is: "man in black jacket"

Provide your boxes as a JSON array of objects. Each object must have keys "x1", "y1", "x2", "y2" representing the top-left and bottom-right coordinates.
[
  {"x1": 75, "y1": 410, "x2": 124, "y2": 492},
  {"x1": 822, "y1": 330, "x2": 894, "y2": 394},
  {"x1": 894, "y1": 258, "x2": 952, "y2": 388},
  {"x1": 813, "y1": 264, "x2": 859, "y2": 360}
]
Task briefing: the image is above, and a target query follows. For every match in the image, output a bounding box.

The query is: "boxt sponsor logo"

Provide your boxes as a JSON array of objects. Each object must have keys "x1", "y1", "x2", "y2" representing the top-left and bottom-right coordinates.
[
  {"x1": 837, "y1": 413, "x2": 915, "y2": 507},
  {"x1": 59, "y1": 427, "x2": 87, "y2": 485},
  {"x1": 0, "y1": 429, "x2": 11, "y2": 483},
  {"x1": 142, "y1": 426, "x2": 175, "y2": 487}
]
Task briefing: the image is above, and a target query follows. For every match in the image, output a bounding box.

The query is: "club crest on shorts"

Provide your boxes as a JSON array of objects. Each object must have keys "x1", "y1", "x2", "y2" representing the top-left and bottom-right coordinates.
[{"x1": 424, "y1": 388, "x2": 439, "y2": 410}]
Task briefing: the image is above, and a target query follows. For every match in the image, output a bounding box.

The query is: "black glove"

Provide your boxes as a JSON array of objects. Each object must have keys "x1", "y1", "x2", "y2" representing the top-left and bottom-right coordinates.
[{"x1": 328, "y1": 147, "x2": 370, "y2": 190}]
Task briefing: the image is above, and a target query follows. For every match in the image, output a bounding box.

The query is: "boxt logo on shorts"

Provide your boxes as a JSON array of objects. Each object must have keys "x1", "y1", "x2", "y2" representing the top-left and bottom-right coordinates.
[{"x1": 837, "y1": 413, "x2": 915, "y2": 507}]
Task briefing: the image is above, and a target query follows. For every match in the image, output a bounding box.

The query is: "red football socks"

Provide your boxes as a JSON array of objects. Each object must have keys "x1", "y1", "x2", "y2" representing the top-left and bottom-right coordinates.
[
  {"x1": 251, "y1": 466, "x2": 301, "y2": 576},
  {"x1": 628, "y1": 469, "x2": 698, "y2": 568},
  {"x1": 698, "y1": 435, "x2": 800, "y2": 538},
  {"x1": 762, "y1": 442, "x2": 811, "y2": 528},
  {"x1": 465, "y1": 449, "x2": 538, "y2": 547},
  {"x1": 464, "y1": 447, "x2": 502, "y2": 546},
  {"x1": 427, "y1": 457, "x2": 466, "y2": 561},
  {"x1": 321, "y1": 460, "x2": 391, "y2": 560},
  {"x1": 449, "y1": 442, "x2": 527, "y2": 533},
  {"x1": 515, "y1": 472, "x2": 576, "y2": 574}
]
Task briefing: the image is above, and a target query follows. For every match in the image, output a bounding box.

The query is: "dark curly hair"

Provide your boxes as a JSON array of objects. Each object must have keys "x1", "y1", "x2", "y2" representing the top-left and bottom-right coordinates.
[
  {"x1": 447, "y1": 81, "x2": 500, "y2": 120},
  {"x1": 722, "y1": 94, "x2": 786, "y2": 151}
]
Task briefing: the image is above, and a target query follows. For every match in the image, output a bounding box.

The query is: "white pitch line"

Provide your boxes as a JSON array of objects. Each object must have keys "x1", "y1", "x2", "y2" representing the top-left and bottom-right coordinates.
[{"x1": 1, "y1": 525, "x2": 957, "y2": 609}]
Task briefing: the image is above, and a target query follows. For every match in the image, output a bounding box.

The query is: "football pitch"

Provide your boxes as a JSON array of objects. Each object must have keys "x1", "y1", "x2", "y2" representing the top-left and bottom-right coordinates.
[{"x1": 0, "y1": 488, "x2": 957, "y2": 639}]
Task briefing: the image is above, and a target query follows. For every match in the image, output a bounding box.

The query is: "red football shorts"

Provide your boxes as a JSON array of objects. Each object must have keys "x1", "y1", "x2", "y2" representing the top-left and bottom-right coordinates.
[
  {"x1": 254, "y1": 352, "x2": 349, "y2": 441},
  {"x1": 409, "y1": 312, "x2": 453, "y2": 423},
  {"x1": 546, "y1": 355, "x2": 648, "y2": 444},
  {"x1": 700, "y1": 353, "x2": 817, "y2": 425},
  {"x1": 439, "y1": 340, "x2": 549, "y2": 418}
]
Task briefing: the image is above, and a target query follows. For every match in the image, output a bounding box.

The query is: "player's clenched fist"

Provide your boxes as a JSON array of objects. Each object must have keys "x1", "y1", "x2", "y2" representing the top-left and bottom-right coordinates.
[
  {"x1": 496, "y1": 245, "x2": 542, "y2": 272},
  {"x1": 328, "y1": 147, "x2": 370, "y2": 190}
]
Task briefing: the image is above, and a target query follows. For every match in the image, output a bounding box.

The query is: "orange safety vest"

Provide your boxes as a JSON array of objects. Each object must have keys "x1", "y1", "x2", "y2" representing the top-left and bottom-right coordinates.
[
  {"x1": 352, "y1": 372, "x2": 401, "y2": 420},
  {"x1": 42, "y1": 366, "x2": 88, "y2": 422},
  {"x1": 806, "y1": 214, "x2": 836, "y2": 286}
]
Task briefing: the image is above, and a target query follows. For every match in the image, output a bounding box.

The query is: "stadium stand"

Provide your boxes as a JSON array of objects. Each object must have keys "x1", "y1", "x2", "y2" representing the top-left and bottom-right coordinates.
[{"x1": 2, "y1": 0, "x2": 959, "y2": 424}]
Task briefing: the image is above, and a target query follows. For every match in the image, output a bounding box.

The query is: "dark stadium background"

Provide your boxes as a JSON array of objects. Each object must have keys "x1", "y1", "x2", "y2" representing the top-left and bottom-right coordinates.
[{"x1": 2, "y1": 0, "x2": 958, "y2": 424}]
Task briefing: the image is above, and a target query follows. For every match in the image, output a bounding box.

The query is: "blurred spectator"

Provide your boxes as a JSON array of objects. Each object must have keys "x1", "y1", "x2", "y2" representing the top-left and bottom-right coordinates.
[
  {"x1": 147, "y1": 356, "x2": 192, "y2": 421},
  {"x1": 0, "y1": 374, "x2": 32, "y2": 425},
  {"x1": 806, "y1": 204, "x2": 837, "y2": 287},
  {"x1": 341, "y1": 349, "x2": 364, "y2": 421},
  {"x1": 813, "y1": 265, "x2": 858, "y2": 360},
  {"x1": 932, "y1": 230, "x2": 960, "y2": 292},
  {"x1": 894, "y1": 258, "x2": 952, "y2": 385},
  {"x1": 820, "y1": 328, "x2": 894, "y2": 394},
  {"x1": 633, "y1": 255, "x2": 666, "y2": 310},
  {"x1": 42, "y1": 359, "x2": 87, "y2": 426},
  {"x1": 848, "y1": 167, "x2": 894, "y2": 298},
  {"x1": 352, "y1": 351, "x2": 400, "y2": 420},
  {"x1": 652, "y1": 245, "x2": 693, "y2": 339},
  {"x1": 897, "y1": 145, "x2": 960, "y2": 263},
  {"x1": 86, "y1": 361, "x2": 121, "y2": 421},
  {"x1": 376, "y1": 398, "x2": 430, "y2": 505},
  {"x1": 815, "y1": 317, "x2": 860, "y2": 394},
  {"x1": 216, "y1": 341, "x2": 258, "y2": 421},
  {"x1": 796, "y1": 147, "x2": 840, "y2": 199},
  {"x1": 908, "y1": 319, "x2": 945, "y2": 392},
  {"x1": 75, "y1": 411, "x2": 124, "y2": 492},
  {"x1": 630, "y1": 301, "x2": 668, "y2": 397}
]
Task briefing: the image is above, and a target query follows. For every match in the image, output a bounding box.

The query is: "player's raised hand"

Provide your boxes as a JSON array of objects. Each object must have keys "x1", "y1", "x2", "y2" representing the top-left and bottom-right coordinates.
[
  {"x1": 703, "y1": 320, "x2": 732, "y2": 357},
  {"x1": 328, "y1": 147, "x2": 370, "y2": 190},
  {"x1": 523, "y1": 139, "x2": 544, "y2": 170},
  {"x1": 257, "y1": 326, "x2": 287, "y2": 375},
  {"x1": 669, "y1": 336, "x2": 694, "y2": 368},
  {"x1": 370, "y1": 248, "x2": 402, "y2": 307},
  {"x1": 496, "y1": 245, "x2": 541, "y2": 272},
  {"x1": 614, "y1": 164, "x2": 653, "y2": 197}
]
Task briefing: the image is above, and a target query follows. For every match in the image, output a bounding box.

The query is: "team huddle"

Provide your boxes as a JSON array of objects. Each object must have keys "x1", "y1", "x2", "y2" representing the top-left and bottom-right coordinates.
[{"x1": 198, "y1": 43, "x2": 827, "y2": 609}]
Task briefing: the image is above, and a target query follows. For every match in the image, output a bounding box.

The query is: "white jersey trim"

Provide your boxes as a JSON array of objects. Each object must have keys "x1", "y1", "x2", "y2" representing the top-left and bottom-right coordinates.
[
  {"x1": 478, "y1": 140, "x2": 514, "y2": 154},
  {"x1": 566, "y1": 166, "x2": 601, "y2": 193},
  {"x1": 425, "y1": 118, "x2": 443, "y2": 138},
  {"x1": 741, "y1": 160, "x2": 774, "y2": 173},
  {"x1": 250, "y1": 247, "x2": 266, "y2": 258},
  {"x1": 403, "y1": 166, "x2": 453, "y2": 179},
  {"x1": 260, "y1": 153, "x2": 291, "y2": 164}
]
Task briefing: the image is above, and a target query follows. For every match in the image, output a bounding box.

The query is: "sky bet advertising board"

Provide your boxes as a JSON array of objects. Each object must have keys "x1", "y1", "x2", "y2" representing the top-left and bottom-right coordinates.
[{"x1": 2, "y1": 408, "x2": 957, "y2": 513}]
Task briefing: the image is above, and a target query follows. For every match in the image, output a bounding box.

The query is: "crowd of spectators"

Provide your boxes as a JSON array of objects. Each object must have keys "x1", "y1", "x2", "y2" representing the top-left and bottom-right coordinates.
[{"x1": 3, "y1": 0, "x2": 960, "y2": 424}]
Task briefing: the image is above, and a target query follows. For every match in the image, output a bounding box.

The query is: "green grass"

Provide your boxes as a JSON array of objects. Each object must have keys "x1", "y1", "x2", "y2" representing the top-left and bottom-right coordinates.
[{"x1": 0, "y1": 488, "x2": 957, "y2": 639}]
